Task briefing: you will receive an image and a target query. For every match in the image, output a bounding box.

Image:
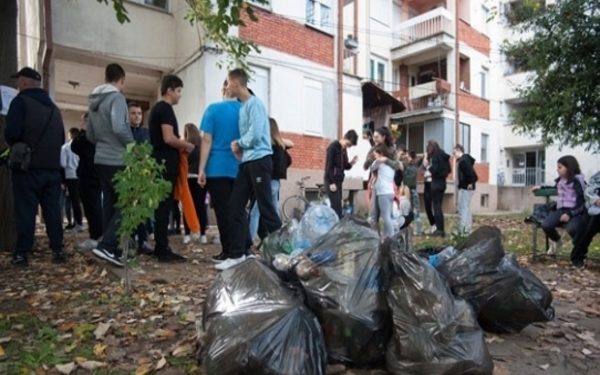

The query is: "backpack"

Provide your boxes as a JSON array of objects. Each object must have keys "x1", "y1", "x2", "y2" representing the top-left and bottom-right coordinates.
[{"x1": 403, "y1": 163, "x2": 417, "y2": 189}]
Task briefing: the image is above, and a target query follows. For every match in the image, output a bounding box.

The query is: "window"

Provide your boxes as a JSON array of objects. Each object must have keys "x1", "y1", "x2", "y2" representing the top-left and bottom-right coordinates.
[
  {"x1": 248, "y1": 0, "x2": 271, "y2": 9},
  {"x1": 480, "y1": 67, "x2": 488, "y2": 99},
  {"x1": 481, "y1": 5, "x2": 490, "y2": 35},
  {"x1": 370, "y1": 57, "x2": 386, "y2": 88},
  {"x1": 397, "y1": 122, "x2": 424, "y2": 154},
  {"x1": 304, "y1": 78, "x2": 324, "y2": 135},
  {"x1": 460, "y1": 123, "x2": 471, "y2": 154},
  {"x1": 249, "y1": 65, "x2": 270, "y2": 113},
  {"x1": 129, "y1": 0, "x2": 169, "y2": 11},
  {"x1": 306, "y1": 0, "x2": 332, "y2": 29},
  {"x1": 481, "y1": 133, "x2": 489, "y2": 162}
]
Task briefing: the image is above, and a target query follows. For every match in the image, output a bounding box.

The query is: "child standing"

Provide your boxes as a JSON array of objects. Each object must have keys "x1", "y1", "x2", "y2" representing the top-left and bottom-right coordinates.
[
  {"x1": 538, "y1": 155, "x2": 586, "y2": 255},
  {"x1": 370, "y1": 144, "x2": 396, "y2": 239}
]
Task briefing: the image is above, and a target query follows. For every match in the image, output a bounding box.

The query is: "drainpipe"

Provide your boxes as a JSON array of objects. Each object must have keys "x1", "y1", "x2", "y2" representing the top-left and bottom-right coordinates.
[
  {"x1": 42, "y1": 0, "x2": 53, "y2": 91},
  {"x1": 337, "y1": 0, "x2": 344, "y2": 140},
  {"x1": 454, "y1": 0, "x2": 460, "y2": 206},
  {"x1": 353, "y1": 0, "x2": 358, "y2": 76}
]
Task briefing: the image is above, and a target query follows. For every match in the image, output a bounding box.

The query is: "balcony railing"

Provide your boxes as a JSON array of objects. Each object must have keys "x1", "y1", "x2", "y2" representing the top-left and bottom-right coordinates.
[
  {"x1": 393, "y1": 7, "x2": 454, "y2": 48},
  {"x1": 512, "y1": 167, "x2": 545, "y2": 186},
  {"x1": 394, "y1": 78, "x2": 451, "y2": 112}
]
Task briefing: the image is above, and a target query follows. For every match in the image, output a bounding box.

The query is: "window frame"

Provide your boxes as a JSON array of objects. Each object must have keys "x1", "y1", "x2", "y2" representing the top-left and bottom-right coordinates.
[
  {"x1": 479, "y1": 67, "x2": 489, "y2": 99},
  {"x1": 480, "y1": 133, "x2": 489, "y2": 162},
  {"x1": 126, "y1": 0, "x2": 170, "y2": 12},
  {"x1": 369, "y1": 56, "x2": 387, "y2": 89},
  {"x1": 303, "y1": 77, "x2": 324, "y2": 136},
  {"x1": 306, "y1": 0, "x2": 333, "y2": 32},
  {"x1": 459, "y1": 122, "x2": 471, "y2": 154}
]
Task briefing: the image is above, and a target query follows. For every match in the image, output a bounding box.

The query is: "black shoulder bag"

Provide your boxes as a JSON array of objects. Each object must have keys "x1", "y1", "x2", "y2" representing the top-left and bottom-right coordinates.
[{"x1": 9, "y1": 107, "x2": 55, "y2": 171}]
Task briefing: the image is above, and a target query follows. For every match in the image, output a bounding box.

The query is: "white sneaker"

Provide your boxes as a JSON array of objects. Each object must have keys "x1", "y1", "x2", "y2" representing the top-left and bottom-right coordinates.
[
  {"x1": 212, "y1": 236, "x2": 221, "y2": 245},
  {"x1": 148, "y1": 233, "x2": 155, "y2": 241},
  {"x1": 200, "y1": 235, "x2": 208, "y2": 244},
  {"x1": 183, "y1": 235, "x2": 191, "y2": 245},
  {"x1": 428, "y1": 225, "x2": 438, "y2": 234},
  {"x1": 78, "y1": 239, "x2": 98, "y2": 251},
  {"x1": 547, "y1": 239, "x2": 562, "y2": 255},
  {"x1": 214, "y1": 255, "x2": 247, "y2": 271}
]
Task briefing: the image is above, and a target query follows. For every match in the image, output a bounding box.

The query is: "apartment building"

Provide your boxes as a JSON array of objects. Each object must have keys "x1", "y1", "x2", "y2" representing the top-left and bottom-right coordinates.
[
  {"x1": 343, "y1": 0, "x2": 499, "y2": 212},
  {"x1": 16, "y1": 0, "x2": 366, "y2": 198},
  {"x1": 496, "y1": 0, "x2": 600, "y2": 209}
]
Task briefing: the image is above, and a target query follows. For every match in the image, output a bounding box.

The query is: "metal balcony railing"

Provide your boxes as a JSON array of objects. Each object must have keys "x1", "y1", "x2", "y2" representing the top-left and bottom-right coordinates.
[
  {"x1": 393, "y1": 7, "x2": 454, "y2": 48},
  {"x1": 512, "y1": 167, "x2": 545, "y2": 186}
]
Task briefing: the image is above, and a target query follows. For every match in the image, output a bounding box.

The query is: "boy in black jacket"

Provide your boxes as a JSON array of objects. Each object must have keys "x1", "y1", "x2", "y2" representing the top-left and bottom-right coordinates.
[
  {"x1": 454, "y1": 144, "x2": 478, "y2": 234},
  {"x1": 324, "y1": 130, "x2": 358, "y2": 218}
]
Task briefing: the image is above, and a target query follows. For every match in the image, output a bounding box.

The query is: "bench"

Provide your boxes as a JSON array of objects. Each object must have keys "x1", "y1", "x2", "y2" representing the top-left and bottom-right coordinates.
[{"x1": 527, "y1": 187, "x2": 558, "y2": 260}]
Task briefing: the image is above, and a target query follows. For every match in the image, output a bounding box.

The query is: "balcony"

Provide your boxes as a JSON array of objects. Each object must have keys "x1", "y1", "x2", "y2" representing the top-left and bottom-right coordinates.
[
  {"x1": 393, "y1": 78, "x2": 451, "y2": 112},
  {"x1": 512, "y1": 167, "x2": 545, "y2": 186},
  {"x1": 391, "y1": 7, "x2": 454, "y2": 61}
]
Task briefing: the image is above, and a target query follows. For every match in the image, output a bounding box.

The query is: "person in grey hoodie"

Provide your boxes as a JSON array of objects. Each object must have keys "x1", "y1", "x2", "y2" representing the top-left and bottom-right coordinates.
[{"x1": 86, "y1": 63, "x2": 134, "y2": 267}]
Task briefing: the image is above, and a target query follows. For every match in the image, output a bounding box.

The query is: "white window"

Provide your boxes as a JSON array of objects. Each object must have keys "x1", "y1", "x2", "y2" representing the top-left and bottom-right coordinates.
[
  {"x1": 480, "y1": 67, "x2": 488, "y2": 99},
  {"x1": 481, "y1": 5, "x2": 490, "y2": 35},
  {"x1": 460, "y1": 122, "x2": 471, "y2": 154},
  {"x1": 249, "y1": 65, "x2": 270, "y2": 113},
  {"x1": 248, "y1": 0, "x2": 271, "y2": 10},
  {"x1": 481, "y1": 133, "x2": 489, "y2": 162},
  {"x1": 304, "y1": 78, "x2": 324, "y2": 135},
  {"x1": 370, "y1": 57, "x2": 386, "y2": 88},
  {"x1": 129, "y1": 0, "x2": 169, "y2": 11},
  {"x1": 306, "y1": 0, "x2": 332, "y2": 30}
]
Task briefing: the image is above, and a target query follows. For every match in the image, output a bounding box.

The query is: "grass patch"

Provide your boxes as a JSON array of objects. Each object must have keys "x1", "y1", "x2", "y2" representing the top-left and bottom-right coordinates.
[{"x1": 168, "y1": 355, "x2": 202, "y2": 374}]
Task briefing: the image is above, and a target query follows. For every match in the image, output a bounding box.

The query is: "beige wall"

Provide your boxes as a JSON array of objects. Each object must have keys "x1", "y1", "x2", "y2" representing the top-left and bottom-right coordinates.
[{"x1": 497, "y1": 186, "x2": 550, "y2": 212}]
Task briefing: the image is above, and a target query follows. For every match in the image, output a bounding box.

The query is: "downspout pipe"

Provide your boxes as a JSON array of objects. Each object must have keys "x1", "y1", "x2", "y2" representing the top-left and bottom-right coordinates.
[
  {"x1": 337, "y1": 0, "x2": 344, "y2": 140},
  {"x1": 42, "y1": 0, "x2": 53, "y2": 91}
]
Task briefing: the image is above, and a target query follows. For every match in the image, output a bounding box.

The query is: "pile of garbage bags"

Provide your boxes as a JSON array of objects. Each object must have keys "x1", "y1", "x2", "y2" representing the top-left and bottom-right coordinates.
[
  {"x1": 201, "y1": 260, "x2": 327, "y2": 375},
  {"x1": 262, "y1": 205, "x2": 339, "y2": 264},
  {"x1": 382, "y1": 236, "x2": 494, "y2": 375},
  {"x1": 200, "y1": 214, "x2": 553, "y2": 374},
  {"x1": 433, "y1": 226, "x2": 555, "y2": 333}
]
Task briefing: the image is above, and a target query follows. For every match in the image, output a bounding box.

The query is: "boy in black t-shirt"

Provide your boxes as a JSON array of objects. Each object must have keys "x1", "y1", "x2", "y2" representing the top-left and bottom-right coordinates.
[{"x1": 149, "y1": 75, "x2": 194, "y2": 262}]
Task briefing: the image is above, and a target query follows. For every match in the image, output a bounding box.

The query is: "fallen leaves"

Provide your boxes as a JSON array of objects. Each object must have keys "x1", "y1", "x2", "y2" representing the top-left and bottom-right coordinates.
[
  {"x1": 55, "y1": 362, "x2": 76, "y2": 374},
  {"x1": 94, "y1": 322, "x2": 111, "y2": 340}
]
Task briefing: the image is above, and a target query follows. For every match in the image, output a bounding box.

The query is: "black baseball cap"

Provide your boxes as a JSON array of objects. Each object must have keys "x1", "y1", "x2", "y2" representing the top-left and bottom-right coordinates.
[{"x1": 11, "y1": 67, "x2": 42, "y2": 81}]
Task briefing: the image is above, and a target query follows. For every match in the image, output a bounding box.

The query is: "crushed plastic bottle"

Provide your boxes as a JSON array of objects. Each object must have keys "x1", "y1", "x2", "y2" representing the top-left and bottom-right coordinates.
[{"x1": 428, "y1": 246, "x2": 457, "y2": 268}]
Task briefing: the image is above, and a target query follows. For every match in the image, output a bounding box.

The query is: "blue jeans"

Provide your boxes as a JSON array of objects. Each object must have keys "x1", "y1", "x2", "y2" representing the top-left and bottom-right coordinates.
[
  {"x1": 410, "y1": 188, "x2": 422, "y2": 235},
  {"x1": 542, "y1": 208, "x2": 585, "y2": 243},
  {"x1": 457, "y1": 189, "x2": 474, "y2": 233},
  {"x1": 249, "y1": 179, "x2": 281, "y2": 241}
]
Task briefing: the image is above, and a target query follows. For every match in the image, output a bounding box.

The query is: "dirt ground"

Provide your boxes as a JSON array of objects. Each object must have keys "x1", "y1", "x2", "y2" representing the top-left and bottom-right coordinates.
[{"x1": 1, "y1": 219, "x2": 600, "y2": 375}]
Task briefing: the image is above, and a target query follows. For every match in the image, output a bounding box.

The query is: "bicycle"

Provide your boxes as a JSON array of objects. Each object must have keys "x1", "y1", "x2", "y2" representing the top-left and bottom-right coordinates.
[{"x1": 281, "y1": 176, "x2": 329, "y2": 221}]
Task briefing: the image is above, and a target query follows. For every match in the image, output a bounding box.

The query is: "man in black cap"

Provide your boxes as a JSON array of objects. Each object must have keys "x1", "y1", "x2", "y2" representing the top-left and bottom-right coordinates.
[{"x1": 5, "y1": 67, "x2": 66, "y2": 266}]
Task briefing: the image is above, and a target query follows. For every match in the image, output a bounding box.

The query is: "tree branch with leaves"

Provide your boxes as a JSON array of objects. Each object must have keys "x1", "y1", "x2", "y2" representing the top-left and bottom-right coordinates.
[{"x1": 502, "y1": 0, "x2": 600, "y2": 151}]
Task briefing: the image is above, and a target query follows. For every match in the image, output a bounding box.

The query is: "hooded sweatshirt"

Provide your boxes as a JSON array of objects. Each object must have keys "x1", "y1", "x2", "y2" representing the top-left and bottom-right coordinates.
[
  {"x1": 5, "y1": 88, "x2": 65, "y2": 170},
  {"x1": 457, "y1": 153, "x2": 477, "y2": 189},
  {"x1": 429, "y1": 149, "x2": 451, "y2": 191},
  {"x1": 585, "y1": 171, "x2": 600, "y2": 216},
  {"x1": 86, "y1": 84, "x2": 134, "y2": 166}
]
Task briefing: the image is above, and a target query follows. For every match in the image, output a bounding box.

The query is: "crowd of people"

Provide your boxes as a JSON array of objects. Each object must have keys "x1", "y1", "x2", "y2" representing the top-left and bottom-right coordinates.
[{"x1": 4, "y1": 65, "x2": 599, "y2": 271}]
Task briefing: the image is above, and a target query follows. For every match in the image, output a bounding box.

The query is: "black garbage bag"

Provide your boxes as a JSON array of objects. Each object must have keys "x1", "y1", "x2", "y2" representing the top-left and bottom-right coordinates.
[
  {"x1": 201, "y1": 259, "x2": 327, "y2": 375},
  {"x1": 298, "y1": 216, "x2": 391, "y2": 366},
  {"x1": 436, "y1": 226, "x2": 554, "y2": 333},
  {"x1": 382, "y1": 236, "x2": 494, "y2": 375},
  {"x1": 476, "y1": 255, "x2": 555, "y2": 333}
]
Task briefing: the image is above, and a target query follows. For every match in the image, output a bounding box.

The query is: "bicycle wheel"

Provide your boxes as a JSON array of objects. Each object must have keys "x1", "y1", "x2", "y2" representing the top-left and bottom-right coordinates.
[{"x1": 282, "y1": 195, "x2": 310, "y2": 222}]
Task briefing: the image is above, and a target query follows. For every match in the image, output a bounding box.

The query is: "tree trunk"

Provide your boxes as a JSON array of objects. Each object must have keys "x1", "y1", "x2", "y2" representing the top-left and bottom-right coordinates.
[{"x1": 0, "y1": 0, "x2": 18, "y2": 252}]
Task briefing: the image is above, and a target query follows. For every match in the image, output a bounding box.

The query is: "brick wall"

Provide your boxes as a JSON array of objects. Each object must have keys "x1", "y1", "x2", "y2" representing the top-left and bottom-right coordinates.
[
  {"x1": 459, "y1": 89, "x2": 490, "y2": 120},
  {"x1": 474, "y1": 163, "x2": 489, "y2": 184},
  {"x1": 240, "y1": 6, "x2": 334, "y2": 67},
  {"x1": 282, "y1": 132, "x2": 332, "y2": 170},
  {"x1": 458, "y1": 20, "x2": 490, "y2": 56}
]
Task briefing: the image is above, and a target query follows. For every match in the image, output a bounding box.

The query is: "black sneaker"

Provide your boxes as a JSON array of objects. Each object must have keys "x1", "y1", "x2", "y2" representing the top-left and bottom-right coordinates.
[
  {"x1": 92, "y1": 248, "x2": 124, "y2": 267},
  {"x1": 52, "y1": 252, "x2": 66, "y2": 264},
  {"x1": 156, "y1": 250, "x2": 187, "y2": 263},
  {"x1": 11, "y1": 255, "x2": 28, "y2": 267},
  {"x1": 432, "y1": 231, "x2": 446, "y2": 238},
  {"x1": 211, "y1": 252, "x2": 229, "y2": 263},
  {"x1": 64, "y1": 223, "x2": 76, "y2": 231},
  {"x1": 572, "y1": 259, "x2": 585, "y2": 269}
]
